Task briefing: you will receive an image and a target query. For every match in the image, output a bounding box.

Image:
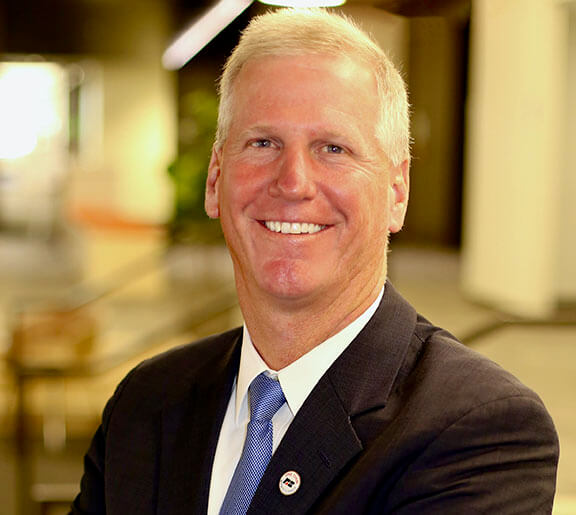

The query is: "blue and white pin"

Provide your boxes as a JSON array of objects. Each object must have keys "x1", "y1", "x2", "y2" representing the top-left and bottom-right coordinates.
[{"x1": 279, "y1": 471, "x2": 301, "y2": 496}]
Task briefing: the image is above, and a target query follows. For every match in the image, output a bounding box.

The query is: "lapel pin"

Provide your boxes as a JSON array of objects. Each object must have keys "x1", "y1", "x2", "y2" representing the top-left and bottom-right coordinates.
[{"x1": 279, "y1": 471, "x2": 301, "y2": 496}]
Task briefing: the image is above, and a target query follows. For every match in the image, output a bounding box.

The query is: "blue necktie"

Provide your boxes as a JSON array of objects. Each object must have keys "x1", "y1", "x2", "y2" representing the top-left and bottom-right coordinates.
[{"x1": 219, "y1": 373, "x2": 286, "y2": 514}]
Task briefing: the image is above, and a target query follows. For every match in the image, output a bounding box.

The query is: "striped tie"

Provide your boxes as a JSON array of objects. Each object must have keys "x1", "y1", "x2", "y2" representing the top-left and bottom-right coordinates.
[{"x1": 219, "y1": 373, "x2": 286, "y2": 514}]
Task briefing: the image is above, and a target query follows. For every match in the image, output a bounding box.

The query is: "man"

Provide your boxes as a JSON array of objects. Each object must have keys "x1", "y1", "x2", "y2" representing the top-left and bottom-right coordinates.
[{"x1": 72, "y1": 8, "x2": 558, "y2": 514}]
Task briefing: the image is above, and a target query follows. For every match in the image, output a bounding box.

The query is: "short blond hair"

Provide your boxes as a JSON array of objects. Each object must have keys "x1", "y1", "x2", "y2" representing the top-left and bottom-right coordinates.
[{"x1": 215, "y1": 8, "x2": 410, "y2": 166}]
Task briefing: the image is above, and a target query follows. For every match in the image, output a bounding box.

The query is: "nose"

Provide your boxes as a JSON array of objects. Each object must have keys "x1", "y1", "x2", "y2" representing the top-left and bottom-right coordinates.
[{"x1": 268, "y1": 147, "x2": 317, "y2": 201}]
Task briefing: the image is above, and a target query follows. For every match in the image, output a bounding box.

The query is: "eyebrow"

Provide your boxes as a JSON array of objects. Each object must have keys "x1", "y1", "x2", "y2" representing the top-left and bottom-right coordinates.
[
  {"x1": 239, "y1": 125, "x2": 360, "y2": 143},
  {"x1": 239, "y1": 126, "x2": 277, "y2": 138}
]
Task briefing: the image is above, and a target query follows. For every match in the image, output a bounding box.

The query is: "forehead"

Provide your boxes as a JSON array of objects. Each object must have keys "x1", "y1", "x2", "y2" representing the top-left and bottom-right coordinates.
[
  {"x1": 228, "y1": 54, "x2": 380, "y2": 135},
  {"x1": 234, "y1": 52, "x2": 376, "y2": 96}
]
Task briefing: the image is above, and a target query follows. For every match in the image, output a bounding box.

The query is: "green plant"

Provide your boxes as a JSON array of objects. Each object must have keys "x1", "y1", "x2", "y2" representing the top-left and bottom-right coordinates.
[{"x1": 167, "y1": 89, "x2": 222, "y2": 244}]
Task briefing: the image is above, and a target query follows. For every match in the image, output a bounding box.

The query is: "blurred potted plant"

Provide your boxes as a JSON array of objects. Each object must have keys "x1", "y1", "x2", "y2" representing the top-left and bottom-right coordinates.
[{"x1": 167, "y1": 88, "x2": 222, "y2": 244}]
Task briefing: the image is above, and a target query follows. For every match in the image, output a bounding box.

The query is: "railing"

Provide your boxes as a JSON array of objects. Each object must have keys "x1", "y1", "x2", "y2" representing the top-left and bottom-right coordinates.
[
  {"x1": 5, "y1": 242, "x2": 238, "y2": 515},
  {"x1": 460, "y1": 312, "x2": 576, "y2": 345}
]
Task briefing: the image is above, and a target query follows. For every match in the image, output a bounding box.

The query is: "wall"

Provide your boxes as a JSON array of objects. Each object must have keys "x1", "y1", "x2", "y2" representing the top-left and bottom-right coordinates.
[
  {"x1": 71, "y1": 0, "x2": 176, "y2": 225},
  {"x1": 557, "y1": 2, "x2": 576, "y2": 302},
  {"x1": 406, "y1": 16, "x2": 468, "y2": 246},
  {"x1": 462, "y1": 0, "x2": 571, "y2": 316},
  {"x1": 101, "y1": 58, "x2": 175, "y2": 224}
]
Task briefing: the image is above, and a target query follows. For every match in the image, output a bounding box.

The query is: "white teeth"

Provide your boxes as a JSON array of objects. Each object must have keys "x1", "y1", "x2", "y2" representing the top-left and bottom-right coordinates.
[{"x1": 264, "y1": 221, "x2": 326, "y2": 234}]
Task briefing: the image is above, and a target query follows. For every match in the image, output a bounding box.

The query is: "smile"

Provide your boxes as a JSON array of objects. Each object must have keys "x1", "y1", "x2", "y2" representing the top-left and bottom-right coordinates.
[{"x1": 263, "y1": 221, "x2": 327, "y2": 234}]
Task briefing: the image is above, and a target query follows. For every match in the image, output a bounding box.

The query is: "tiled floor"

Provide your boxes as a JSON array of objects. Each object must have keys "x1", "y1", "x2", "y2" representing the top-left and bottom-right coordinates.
[{"x1": 0, "y1": 232, "x2": 574, "y2": 514}]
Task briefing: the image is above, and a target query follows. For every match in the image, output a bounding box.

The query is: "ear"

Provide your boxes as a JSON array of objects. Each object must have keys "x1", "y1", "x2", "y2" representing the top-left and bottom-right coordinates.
[
  {"x1": 205, "y1": 146, "x2": 222, "y2": 219},
  {"x1": 388, "y1": 159, "x2": 410, "y2": 234}
]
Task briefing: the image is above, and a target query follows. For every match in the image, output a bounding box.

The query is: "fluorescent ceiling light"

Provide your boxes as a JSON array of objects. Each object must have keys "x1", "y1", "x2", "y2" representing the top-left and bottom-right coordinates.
[
  {"x1": 258, "y1": 0, "x2": 346, "y2": 6},
  {"x1": 162, "y1": 0, "x2": 254, "y2": 70}
]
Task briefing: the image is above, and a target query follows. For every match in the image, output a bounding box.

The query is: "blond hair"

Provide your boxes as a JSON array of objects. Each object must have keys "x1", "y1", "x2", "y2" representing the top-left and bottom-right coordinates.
[{"x1": 215, "y1": 8, "x2": 410, "y2": 166}]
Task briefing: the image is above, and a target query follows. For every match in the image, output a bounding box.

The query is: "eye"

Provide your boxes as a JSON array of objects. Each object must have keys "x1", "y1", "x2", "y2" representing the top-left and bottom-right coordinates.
[
  {"x1": 250, "y1": 139, "x2": 273, "y2": 148},
  {"x1": 322, "y1": 144, "x2": 345, "y2": 154}
]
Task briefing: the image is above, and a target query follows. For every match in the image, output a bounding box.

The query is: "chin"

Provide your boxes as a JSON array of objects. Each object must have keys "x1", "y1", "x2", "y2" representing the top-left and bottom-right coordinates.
[{"x1": 257, "y1": 260, "x2": 321, "y2": 302}]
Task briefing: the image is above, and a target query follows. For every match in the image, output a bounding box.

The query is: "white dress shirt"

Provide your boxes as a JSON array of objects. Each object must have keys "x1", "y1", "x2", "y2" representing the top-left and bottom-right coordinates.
[{"x1": 207, "y1": 287, "x2": 384, "y2": 514}]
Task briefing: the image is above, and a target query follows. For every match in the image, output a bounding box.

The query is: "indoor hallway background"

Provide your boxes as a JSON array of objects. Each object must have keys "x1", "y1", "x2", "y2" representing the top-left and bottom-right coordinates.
[{"x1": 1, "y1": 0, "x2": 575, "y2": 513}]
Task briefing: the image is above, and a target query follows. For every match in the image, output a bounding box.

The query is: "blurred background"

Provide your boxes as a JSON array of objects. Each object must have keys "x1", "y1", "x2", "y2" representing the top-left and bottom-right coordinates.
[{"x1": 0, "y1": 0, "x2": 574, "y2": 513}]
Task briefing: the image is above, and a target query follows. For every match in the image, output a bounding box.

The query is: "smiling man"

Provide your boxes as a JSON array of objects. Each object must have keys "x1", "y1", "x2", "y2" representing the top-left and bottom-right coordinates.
[
  {"x1": 73, "y1": 8, "x2": 558, "y2": 515},
  {"x1": 205, "y1": 50, "x2": 407, "y2": 370}
]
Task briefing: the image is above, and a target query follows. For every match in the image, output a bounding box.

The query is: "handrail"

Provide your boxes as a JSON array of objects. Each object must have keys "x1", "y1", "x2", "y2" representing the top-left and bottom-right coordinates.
[
  {"x1": 6, "y1": 238, "x2": 236, "y2": 515},
  {"x1": 10, "y1": 280, "x2": 238, "y2": 377},
  {"x1": 460, "y1": 314, "x2": 576, "y2": 345},
  {"x1": 59, "y1": 249, "x2": 167, "y2": 312}
]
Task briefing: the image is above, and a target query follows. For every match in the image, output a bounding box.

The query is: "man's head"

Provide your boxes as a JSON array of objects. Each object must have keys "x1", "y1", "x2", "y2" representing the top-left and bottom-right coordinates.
[
  {"x1": 205, "y1": 8, "x2": 410, "y2": 317},
  {"x1": 215, "y1": 8, "x2": 410, "y2": 168}
]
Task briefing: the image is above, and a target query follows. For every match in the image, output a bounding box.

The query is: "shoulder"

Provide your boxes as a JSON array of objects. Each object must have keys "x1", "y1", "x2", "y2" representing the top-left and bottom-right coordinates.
[
  {"x1": 102, "y1": 327, "x2": 242, "y2": 421},
  {"x1": 128, "y1": 326, "x2": 242, "y2": 387},
  {"x1": 401, "y1": 315, "x2": 555, "y2": 436},
  {"x1": 412, "y1": 315, "x2": 535, "y2": 400},
  {"x1": 375, "y1": 317, "x2": 559, "y2": 512}
]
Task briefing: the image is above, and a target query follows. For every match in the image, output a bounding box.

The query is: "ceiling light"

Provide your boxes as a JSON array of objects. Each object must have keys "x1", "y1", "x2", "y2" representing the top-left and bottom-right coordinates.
[
  {"x1": 257, "y1": 0, "x2": 346, "y2": 6},
  {"x1": 162, "y1": 0, "x2": 254, "y2": 71}
]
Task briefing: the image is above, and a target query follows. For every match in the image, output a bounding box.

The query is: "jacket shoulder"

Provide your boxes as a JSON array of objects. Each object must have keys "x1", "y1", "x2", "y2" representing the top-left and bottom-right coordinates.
[
  {"x1": 132, "y1": 326, "x2": 242, "y2": 383},
  {"x1": 104, "y1": 327, "x2": 242, "y2": 419},
  {"x1": 401, "y1": 315, "x2": 555, "y2": 434}
]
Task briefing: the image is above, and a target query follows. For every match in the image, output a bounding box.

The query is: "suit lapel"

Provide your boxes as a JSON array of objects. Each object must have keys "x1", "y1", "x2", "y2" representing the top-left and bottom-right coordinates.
[
  {"x1": 249, "y1": 375, "x2": 362, "y2": 514},
  {"x1": 249, "y1": 282, "x2": 417, "y2": 514},
  {"x1": 331, "y1": 281, "x2": 417, "y2": 419},
  {"x1": 156, "y1": 331, "x2": 242, "y2": 514}
]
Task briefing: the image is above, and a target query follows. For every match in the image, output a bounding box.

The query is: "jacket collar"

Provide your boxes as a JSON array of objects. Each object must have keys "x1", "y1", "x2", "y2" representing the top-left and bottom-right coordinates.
[{"x1": 249, "y1": 281, "x2": 418, "y2": 514}]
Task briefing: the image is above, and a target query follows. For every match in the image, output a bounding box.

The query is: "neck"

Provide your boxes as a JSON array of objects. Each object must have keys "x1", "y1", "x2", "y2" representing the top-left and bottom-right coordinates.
[{"x1": 238, "y1": 277, "x2": 385, "y2": 370}]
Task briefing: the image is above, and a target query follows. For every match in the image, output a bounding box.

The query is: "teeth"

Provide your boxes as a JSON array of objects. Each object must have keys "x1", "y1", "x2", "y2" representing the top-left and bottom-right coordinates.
[{"x1": 264, "y1": 221, "x2": 326, "y2": 234}]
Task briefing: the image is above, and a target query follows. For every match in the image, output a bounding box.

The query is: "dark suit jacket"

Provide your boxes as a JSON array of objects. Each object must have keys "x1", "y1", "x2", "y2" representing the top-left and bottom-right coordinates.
[{"x1": 72, "y1": 282, "x2": 559, "y2": 514}]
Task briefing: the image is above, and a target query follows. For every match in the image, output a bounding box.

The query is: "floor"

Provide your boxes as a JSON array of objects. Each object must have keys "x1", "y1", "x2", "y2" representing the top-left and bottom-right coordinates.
[{"x1": 0, "y1": 230, "x2": 574, "y2": 514}]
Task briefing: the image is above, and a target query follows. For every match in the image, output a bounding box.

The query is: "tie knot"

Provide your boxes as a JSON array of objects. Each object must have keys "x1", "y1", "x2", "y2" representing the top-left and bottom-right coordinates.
[{"x1": 249, "y1": 373, "x2": 285, "y2": 421}]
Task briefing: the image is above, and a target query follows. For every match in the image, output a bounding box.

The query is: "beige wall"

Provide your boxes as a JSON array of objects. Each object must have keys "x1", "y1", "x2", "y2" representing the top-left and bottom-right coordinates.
[
  {"x1": 101, "y1": 59, "x2": 175, "y2": 223},
  {"x1": 557, "y1": 2, "x2": 576, "y2": 301},
  {"x1": 72, "y1": 0, "x2": 176, "y2": 225},
  {"x1": 462, "y1": 0, "x2": 572, "y2": 317}
]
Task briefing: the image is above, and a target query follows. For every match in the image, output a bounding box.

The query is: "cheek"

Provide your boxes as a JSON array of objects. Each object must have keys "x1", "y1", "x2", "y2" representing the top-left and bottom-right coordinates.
[
  {"x1": 228, "y1": 161, "x2": 271, "y2": 188},
  {"x1": 220, "y1": 167, "x2": 256, "y2": 203},
  {"x1": 331, "y1": 175, "x2": 389, "y2": 221}
]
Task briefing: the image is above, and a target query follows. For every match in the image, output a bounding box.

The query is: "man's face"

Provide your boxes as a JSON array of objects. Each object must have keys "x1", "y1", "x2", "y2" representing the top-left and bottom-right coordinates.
[{"x1": 206, "y1": 54, "x2": 408, "y2": 310}]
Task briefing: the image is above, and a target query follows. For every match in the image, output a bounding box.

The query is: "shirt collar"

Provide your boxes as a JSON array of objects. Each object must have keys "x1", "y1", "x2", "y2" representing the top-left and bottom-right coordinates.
[{"x1": 235, "y1": 286, "x2": 384, "y2": 425}]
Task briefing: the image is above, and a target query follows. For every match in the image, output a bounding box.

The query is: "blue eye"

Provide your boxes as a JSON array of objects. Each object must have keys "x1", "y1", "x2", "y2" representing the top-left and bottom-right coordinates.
[
  {"x1": 251, "y1": 139, "x2": 272, "y2": 148},
  {"x1": 324, "y1": 144, "x2": 344, "y2": 154}
]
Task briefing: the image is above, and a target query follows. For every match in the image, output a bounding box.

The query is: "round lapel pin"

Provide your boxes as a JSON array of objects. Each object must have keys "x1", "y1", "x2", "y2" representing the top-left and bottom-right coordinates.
[{"x1": 279, "y1": 471, "x2": 301, "y2": 496}]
